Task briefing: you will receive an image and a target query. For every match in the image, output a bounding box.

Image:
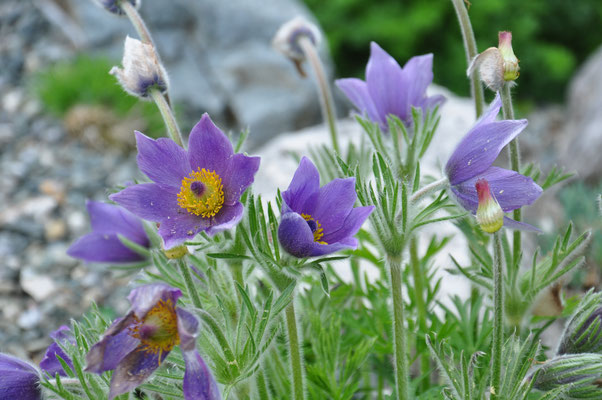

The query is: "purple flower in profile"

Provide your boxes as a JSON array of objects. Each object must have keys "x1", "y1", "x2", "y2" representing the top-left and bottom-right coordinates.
[
  {"x1": 111, "y1": 113, "x2": 260, "y2": 249},
  {"x1": 0, "y1": 353, "x2": 41, "y2": 400},
  {"x1": 336, "y1": 42, "x2": 445, "y2": 130},
  {"x1": 86, "y1": 283, "x2": 220, "y2": 400},
  {"x1": 446, "y1": 93, "x2": 542, "y2": 230},
  {"x1": 39, "y1": 326, "x2": 74, "y2": 378},
  {"x1": 278, "y1": 157, "x2": 374, "y2": 258},
  {"x1": 67, "y1": 201, "x2": 150, "y2": 263}
]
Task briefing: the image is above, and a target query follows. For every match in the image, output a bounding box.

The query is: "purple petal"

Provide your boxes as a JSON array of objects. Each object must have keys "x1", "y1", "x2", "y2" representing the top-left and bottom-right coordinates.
[
  {"x1": 366, "y1": 42, "x2": 408, "y2": 123},
  {"x1": 49, "y1": 325, "x2": 72, "y2": 342},
  {"x1": 310, "y1": 178, "x2": 357, "y2": 234},
  {"x1": 108, "y1": 346, "x2": 168, "y2": 400},
  {"x1": 309, "y1": 237, "x2": 358, "y2": 257},
  {"x1": 67, "y1": 232, "x2": 146, "y2": 263},
  {"x1": 282, "y1": 157, "x2": 320, "y2": 213},
  {"x1": 128, "y1": 284, "x2": 182, "y2": 318},
  {"x1": 453, "y1": 167, "x2": 542, "y2": 212},
  {"x1": 85, "y1": 313, "x2": 140, "y2": 374},
  {"x1": 335, "y1": 78, "x2": 382, "y2": 124},
  {"x1": 182, "y1": 350, "x2": 221, "y2": 400},
  {"x1": 503, "y1": 217, "x2": 542, "y2": 232},
  {"x1": 205, "y1": 202, "x2": 244, "y2": 236},
  {"x1": 40, "y1": 342, "x2": 72, "y2": 377},
  {"x1": 87, "y1": 201, "x2": 149, "y2": 245},
  {"x1": 479, "y1": 92, "x2": 503, "y2": 125},
  {"x1": 0, "y1": 353, "x2": 40, "y2": 400},
  {"x1": 321, "y1": 206, "x2": 374, "y2": 244},
  {"x1": 221, "y1": 153, "x2": 260, "y2": 206},
  {"x1": 418, "y1": 94, "x2": 446, "y2": 113},
  {"x1": 278, "y1": 211, "x2": 316, "y2": 258},
  {"x1": 135, "y1": 131, "x2": 191, "y2": 190},
  {"x1": 187, "y1": 114, "x2": 234, "y2": 178},
  {"x1": 403, "y1": 54, "x2": 434, "y2": 107},
  {"x1": 158, "y1": 212, "x2": 210, "y2": 249},
  {"x1": 110, "y1": 183, "x2": 180, "y2": 222},
  {"x1": 445, "y1": 119, "x2": 528, "y2": 185},
  {"x1": 177, "y1": 308, "x2": 199, "y2": 352}
]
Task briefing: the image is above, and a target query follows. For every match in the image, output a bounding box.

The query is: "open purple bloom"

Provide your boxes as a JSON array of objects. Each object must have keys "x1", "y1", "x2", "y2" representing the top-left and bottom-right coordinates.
[
  {"x1": 39, "y1": 326, "x2": 74, "y2": 378},
  {"x1": 0, "y1": 353, "x2": 41, "y2": 400},
  {"x1": 67, "y1": 200, "x2": 150, "y2": 263},
  {"x1": 445, "y1": 93, "x2": 542, "y2": 230},
  {"x1": 336, "y1": 42, "x2": 445, "y2": 130},
  {"x1": 278, "y1": 157, "x2": 374, "y2": 258},
  {"x1": 111, "y1": 113, "x2": 260, "y2": 249},
  {"x1": 86, "y1": 283, "x2": 220, "y2": 400}
]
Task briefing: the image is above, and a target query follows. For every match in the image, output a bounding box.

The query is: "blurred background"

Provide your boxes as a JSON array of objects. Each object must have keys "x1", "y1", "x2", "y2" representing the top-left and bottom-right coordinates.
[{"x1": 0, "y1": 0, "x2": 600, "y2": 361}]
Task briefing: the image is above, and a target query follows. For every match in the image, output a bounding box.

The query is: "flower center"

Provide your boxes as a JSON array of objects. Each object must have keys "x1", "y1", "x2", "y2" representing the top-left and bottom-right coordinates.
[
  {"x1": 177, "y1": 168, "x2": 224, "y2": 217},
  {"x1": 129, "y1": 299, "x2": 180, "y2": 358},
  {"x1": 301, "y1": 213, "x2": 327, "y2": 244}
]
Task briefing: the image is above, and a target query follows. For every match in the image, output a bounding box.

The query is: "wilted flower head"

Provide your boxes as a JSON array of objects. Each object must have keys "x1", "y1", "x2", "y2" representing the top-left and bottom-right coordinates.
[
  {"x1": 111, "y1": 113, "x2": 260, "y2": 249},
  {"x1": 86, "y1": 283, "x2": 220, "y2": 400},
  {"x1": 67, "y1": 201, "x2": 150, "y2": 263},
  {"x1": 93, "y1": 0, "x2": 140, "y2": 16},
  {"x1": 273, "y1": 16, "x2": 321, "y2": 72},
  {"x1": 110, "y1": 36, "x2": 168, "y2": 99},
  {"x1": 39, "y1": 326, "x2": 74, "y2": 378},
  {"x1": 445, "y1": 94, "x2": 542, "y2": 230},
  {"x1": 468, "y1": 31, "x2": 519, "y2": 92},
  {"x1": 278, "y1": 157, "x2": 374, "y2": 258},
  {"x1": 0, "y1": 353, "x2": 41, "y2": 400},
  {"x1": 336, "y1": 42, "x2": 445, "y2": 130}
]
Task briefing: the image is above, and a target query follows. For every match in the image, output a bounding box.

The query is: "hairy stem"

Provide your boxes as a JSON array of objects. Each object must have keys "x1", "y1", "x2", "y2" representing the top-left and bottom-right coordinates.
[
  {"x1": 178, "y1": 259, "x2": 202, "y2": 309},
  {"x1": 410, "y1": 177, "x2": 449, "y2": 204},
  {"x1": 150, "y1": 88, "x2": 184, "y2": 147},
  {"x1": 388, "y1": 253, "x2": 411, "y2": 400},
  {"x1": 491, "y1": 231, "x2": 504, "y2": 398},
  {"x1": 120, "y1": 0, "x2": 153, "y2": 44},
  {"x1": 256, "y1": 368, "x2": 271, "y2": 400},
  {"x1": 410, "y1": 238, "x2": 430, "y2": 391},
  {"x1": 285, "y1": 301, "x2": 306, "y2": 400},
  {"x1": 298, "y1": 36, "x2": 340, "y2": 154},
  {"x1": 451, "y1": 0, "x2": 485, "y2": 118}
]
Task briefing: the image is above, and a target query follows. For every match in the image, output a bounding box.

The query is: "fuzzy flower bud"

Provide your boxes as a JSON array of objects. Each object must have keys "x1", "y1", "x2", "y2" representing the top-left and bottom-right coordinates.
[
  {"x1": 467, "y1": 31, "x2": 520, "y2": 91},
  {"x1": 532, "y1": 353, "x2": 602, "y2": 397},
  {"x1": 557, "y1": 291, "x2": 602, "y2": 355},
  {"x1": 110, "y1": 36, "x2": 169, "y2": 99},
  {"x1": 475, "y1": 179, "x2": 504, "y2": 233},
  {"x1": 93, "y1": 0, "x2": 140, "y2": 16},
  {"x1": 273, "y1": 16, "x2": 321, "y2": 75}
]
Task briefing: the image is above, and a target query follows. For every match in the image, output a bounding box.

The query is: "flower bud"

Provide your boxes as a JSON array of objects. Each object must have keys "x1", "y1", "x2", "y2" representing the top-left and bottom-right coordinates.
[
  {"x1": 163, "y1": 244, "x2": 189, "y2": 259},
  {"x1": 467, "y1": 31, "x2": 519, "y2": 91},
  {"x1": 557, "y1": 291, "x2": 602, "y2": 355},
  {"x1": 272, "y1": 16, "x2": 321, "y2": 76},
  {"x1": 110, "y1": 36, "x2": 169, "y2": 99},
  {"x1": 93, "y1": 0, "x2": 140, "y2": 16},
  {"x1": 475, "y1": 179, "x2": 504, "y2": 233},
  {"x1": 532, "y1": 353, "x2": 602, "y2": 396}
]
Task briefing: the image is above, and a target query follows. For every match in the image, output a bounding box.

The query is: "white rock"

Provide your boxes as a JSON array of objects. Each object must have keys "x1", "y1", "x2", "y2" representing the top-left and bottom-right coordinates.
[
  {"x1": 20, "y1": 269, "x2": 57, "y2": 302},
  {"x1": 17, "y1": 307, "x2": 42, "y2": 329}
]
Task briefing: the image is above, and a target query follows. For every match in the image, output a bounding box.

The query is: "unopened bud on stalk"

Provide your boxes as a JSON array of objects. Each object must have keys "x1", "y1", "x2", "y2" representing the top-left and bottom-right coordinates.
[
  {"x1": 272, "y1": 16, "x2": 321, "y2": 76},
  {"x1": 110, "y1": 36, "x2": 169, "y2": 99},
  {"x1": 475, "y1": 179, "x2": 504, "y2": 233},
  {"x1": 93, "y1": 0, "x2": 140, "y2": 15},
  {"x1": 467, "y1": 31, "x2": 520, "y2": 91},
  {"x1": 557, "y1": 291, "x2": 602, "y2": 355},
  {"x1": 531, "y1": 353, "x2": 602, "y2": 395}
]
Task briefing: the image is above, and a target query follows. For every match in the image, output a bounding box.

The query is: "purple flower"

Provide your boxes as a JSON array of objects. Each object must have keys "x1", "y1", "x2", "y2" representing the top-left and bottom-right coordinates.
[
  {"x1": 278, "y1": 157, "x2": 374, "y2": 258},
  {"x1": 335, "y1": 42, "x2": 445, "y2": 129},
  {"x1": 0, "y1": 353, "x2": 41, "y2": 400},
  {"x1": 39, "y1": 326, "x2": 74, "y2": 378},
  {"x1": 67, "y1": 201, "x2": 150, "y2": 263},
  {"x1": 446, "y1": 94, "x2": 542, "y2": 230},
  {"x1": 85, "y1": 283, "x2": 220, "y2": 400},
  {"x1": 111, "y1": 114, "x2": 260, "y2": 249}
]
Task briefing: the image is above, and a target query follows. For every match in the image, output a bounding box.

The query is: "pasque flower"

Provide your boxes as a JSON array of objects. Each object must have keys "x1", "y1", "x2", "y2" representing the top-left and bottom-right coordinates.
[
  {"x1": 93, "y1": 0, "x2": 140, "y2": 15},
  {"x1": 0, "y1": 353, "x2": 42, "y2": 400},
  {"x1": 67, "y1": 200, "x2": 150, "y2": 263},
  {"x1": 468, "y1": 31, "x2": 520, "y2": 92},
  {"x1": 111, "y1": 113, "x2": 260, "y2": 249},
  {"x1": 278, "y1": 157, "x2": 374, "y2": 258},
  {"x1": 86, "y1": 283, "x2": 220, "y2": 400},
  {"x1": 445, "y1": 94, "x2": 542, "y2": 230},
  {"x1": 336, "y1": 42, "x2": 445, "y2": 129},
  {"x1": 39, "y1": 325, "x2": 74, "y2": 377}
]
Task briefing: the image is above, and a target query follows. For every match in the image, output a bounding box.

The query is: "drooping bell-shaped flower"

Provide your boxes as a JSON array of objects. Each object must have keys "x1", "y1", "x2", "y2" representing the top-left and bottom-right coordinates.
[
  {"x1": 0, "y1": 353, "x2": 41, "y2": 400},
  {"x1": 272, "y1": 16, "x2": 321, "y2": 76},
  {"x1": 111, "y1": 113, "x2": 260, "y2": 249},
  {"x1": 86, "y1": 283, "x2": 220, "y2": 400},
  {"x1": 475, "y1": 179, "x2": 504, "y2": 233},
  {"x1": 67, "y1": 201, "x2": 150, "y2": 263},
  {"x1": 445, "y1": 94, "x2": 542, "y2": 230},
  {"x1": 336, "y1": 42, "x2": 445, "y2": 130},
  {"x1": 39, "y1": 325, "x2": 74, "y2": 377},
  {"x1": 467, "y1": 31, "x2": 519, "y2": 91},
  {"x1": 278, "y1": 157, "x2": 374, "y2": 258}
]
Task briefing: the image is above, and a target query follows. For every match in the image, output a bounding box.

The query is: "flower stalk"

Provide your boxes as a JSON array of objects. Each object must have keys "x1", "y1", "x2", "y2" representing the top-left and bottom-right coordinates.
[
  {"x1": 410, "y1": 177, "x2": 449, "y2": 204},
  {"x1": 285, "y1": 301, "x2": 306, "y2": 400},
  {"x1": 150, "y1": 87, "x2": 184, "y2": 147},
  {"x1": 410, "y1": 238, "x2": 430, "y2": 391},
  {"x1": 491, "y1": 231, "x2": 504, "y2": 398},
  {"x1": 120, "y1": 0, "x2": 153, "y2": 45},
  {"x1": 178, "y1": 258, "x2": 203, "y2": 309}
]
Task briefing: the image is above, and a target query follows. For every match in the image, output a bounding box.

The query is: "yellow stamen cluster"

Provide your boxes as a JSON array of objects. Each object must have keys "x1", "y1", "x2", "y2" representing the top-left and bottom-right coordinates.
[
  {"x1": 129, "y1": 299, "x2": 180, "y2": 359},
  {"x1": 177, "y1": 168, "x2": 224, "y2": 217},
  {"x1": 301, "y1": 213, "x2": 328, "y2": 244}
]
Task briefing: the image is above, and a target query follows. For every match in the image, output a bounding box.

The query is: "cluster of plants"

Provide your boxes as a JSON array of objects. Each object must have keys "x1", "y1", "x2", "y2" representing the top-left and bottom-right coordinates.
[{"x1": 2, "y1": 1, "x2": 601, "y2": 400}]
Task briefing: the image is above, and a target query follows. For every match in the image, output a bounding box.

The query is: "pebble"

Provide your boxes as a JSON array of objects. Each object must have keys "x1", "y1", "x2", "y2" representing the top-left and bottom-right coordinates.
[{"x1": 20, "y1": 268, "x2": 58, "y2": 301}]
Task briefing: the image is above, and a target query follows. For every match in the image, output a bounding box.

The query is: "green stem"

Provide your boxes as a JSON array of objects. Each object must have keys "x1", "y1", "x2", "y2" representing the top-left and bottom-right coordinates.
[
  {"x1": 298, "y1": 36, "x2": 340, "y2": 154},
  {"x1": 150, "y1": 88, "x2": 184, "y2": 147},
  {"x1": 500, "y1": 83, "x2": 522, "y2": 267},
  {"x1": 256, "y1": 368, "x2": 271, "y2": 400},
  {"x1": 409, "y1": 238, "x2": 430, "y2": 391},
  {"x1": 388, "y1": 253, "x2": 410, "y2": 400},
  {"x1": 120, "y1": 0, "x2": 153, "y2": 44},
  {"x1": 178, "y1": 259, "x2": 203, "y2": 309},
  {"x1": 409, "y1": 177, "x2": 449, "y2": 204},
  {"x1": 285, "y1": 301, "x2": 305, "y2": 400},
  {"x1": 491, "y1": 231, "x2": 504, "y2": 398},
  {"x1": 451, "y1": 0, "x2": 485, "y2": 118}
]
